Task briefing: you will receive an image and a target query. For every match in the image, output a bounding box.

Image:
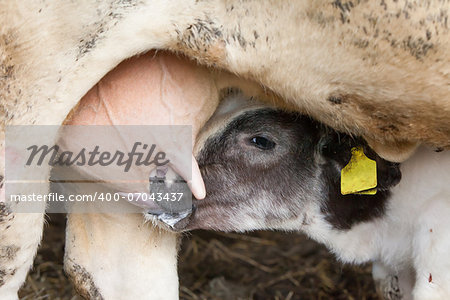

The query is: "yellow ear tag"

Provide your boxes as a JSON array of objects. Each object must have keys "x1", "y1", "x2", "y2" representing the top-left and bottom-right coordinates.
[{"x1": 341, "y1": 146, "x2": 377, "y2": 195}]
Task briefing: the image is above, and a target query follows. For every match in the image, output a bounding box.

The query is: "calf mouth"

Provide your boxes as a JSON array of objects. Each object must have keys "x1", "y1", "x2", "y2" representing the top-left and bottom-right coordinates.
[
  {"x1": 142, "y1": 173, "x2": 197, "y2": 231},
  {"x1": 147, "y1": 204, "x2": 196, "y2": 231}
]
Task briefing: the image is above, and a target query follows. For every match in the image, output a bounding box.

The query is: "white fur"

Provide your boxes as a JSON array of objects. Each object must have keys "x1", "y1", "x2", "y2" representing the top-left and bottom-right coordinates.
[
  {"x1": 65, "y1": 199, "x2": 179, "y2": 300},
  {"x1": 297, "y1": 148, "x2": 450, "y2": 299}
]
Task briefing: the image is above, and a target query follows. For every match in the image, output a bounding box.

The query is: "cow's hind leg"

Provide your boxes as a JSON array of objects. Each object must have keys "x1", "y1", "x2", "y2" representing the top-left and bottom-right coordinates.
[{"x1": 0, "y1": 175, "x2": 45, "y2": 299}]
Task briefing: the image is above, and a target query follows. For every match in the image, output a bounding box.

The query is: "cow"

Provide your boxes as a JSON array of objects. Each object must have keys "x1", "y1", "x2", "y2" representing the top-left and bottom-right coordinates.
[{"x1": 1, "y1": 0, "x2": 449, "y2": 298}]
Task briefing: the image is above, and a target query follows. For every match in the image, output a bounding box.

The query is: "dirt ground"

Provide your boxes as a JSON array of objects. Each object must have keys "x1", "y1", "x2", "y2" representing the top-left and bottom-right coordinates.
[{"x1": 18, "y1": 214, "x2": 378, "y2": 300}]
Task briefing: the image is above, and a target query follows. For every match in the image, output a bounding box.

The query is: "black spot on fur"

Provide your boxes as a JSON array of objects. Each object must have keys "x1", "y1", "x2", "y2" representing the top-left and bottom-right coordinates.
[
  {"x1": 0, "y1": 246, "x2": 19, "y2": 261},
  {"x1": 402, "y1": 35, "x2": 434, "y2": 60},
  {"x1": 0, "y1": 65, "x2": 14, "y2": 80},
  {"x1": 379, "y1": 124, "x2": 399, "y2": 134},
  {"x1": 230, "y1": 29, "x2": 247, "y2": 49},
  {"x1": 0, "y1": 202, "x2": 13, "y2": 224},
  {"x1": 354, "y1": 38, "x2": 369, "y2": 48},
  {"x1": 76, "y1": 1, "x2": 140, "y2": 60},
  {"x1": 0, "y1": 245, "x2": 19, "y2": 288},
  {"x1": 175, "y1": 16, "x2": 224, "y2": 59},
  {"x1": 66, "y1": 261, "x2": 104, "y2": 300},
  {"x1": 332, "y1": 0, "x2": 353, "y2": 14},
  {"x1": 0, "y1": 269, "x2": 5, "y2": 287},
  {"x1": 78, "y1": 35, "x2": 100, "y2": 59},
  {"x1": 328, "y1": 96, "x2": 343, "y2": 105},
  {"x1": 332, "y1": 0, "x2": 354, "y2": 23},
  {"x1": 180, "y1": 18, "x2": 222, "y2": 43}
]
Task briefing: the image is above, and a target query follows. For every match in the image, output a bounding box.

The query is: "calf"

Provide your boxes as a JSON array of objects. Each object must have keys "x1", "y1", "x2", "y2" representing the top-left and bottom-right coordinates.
[{"x1": 151, "y1": 93, "x2": 450, "y2": 300}]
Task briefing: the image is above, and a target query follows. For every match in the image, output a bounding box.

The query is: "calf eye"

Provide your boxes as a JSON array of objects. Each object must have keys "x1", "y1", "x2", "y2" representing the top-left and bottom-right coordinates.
[{"x1": 248, "y1": 136, "x2": 276, "y2": 150}]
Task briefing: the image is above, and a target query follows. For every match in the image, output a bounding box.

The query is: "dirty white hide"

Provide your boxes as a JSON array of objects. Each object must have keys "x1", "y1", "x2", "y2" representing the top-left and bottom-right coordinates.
[{"x1": 1, "y1": 0, "x2": 450, "y2": 299}]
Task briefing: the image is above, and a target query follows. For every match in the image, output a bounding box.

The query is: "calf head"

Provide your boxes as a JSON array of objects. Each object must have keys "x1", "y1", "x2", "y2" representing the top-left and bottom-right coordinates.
[{"x1": 149, "y1": 94, "x2": 402, "y2": 232}]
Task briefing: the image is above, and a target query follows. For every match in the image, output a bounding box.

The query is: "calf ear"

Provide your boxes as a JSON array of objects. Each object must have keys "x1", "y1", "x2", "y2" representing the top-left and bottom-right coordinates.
[
  {"x1": 316, "y1": 128, "x2": 355, "y2": 167},
  {"x1": 315, "y1": 128, "x2": 402, "y2": 230},
  {"x1": 316, "y1": 128, "x2": 401, "y2": 191},
  {"x1": 363, "y1": 146, "x2": 402, "y2": 191}
]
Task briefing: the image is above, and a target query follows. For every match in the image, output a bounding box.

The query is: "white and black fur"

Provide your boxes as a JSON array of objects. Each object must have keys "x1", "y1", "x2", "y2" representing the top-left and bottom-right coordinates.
[{"x1": 151, "y1": 94, "x2": 450, "y2": 300}]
